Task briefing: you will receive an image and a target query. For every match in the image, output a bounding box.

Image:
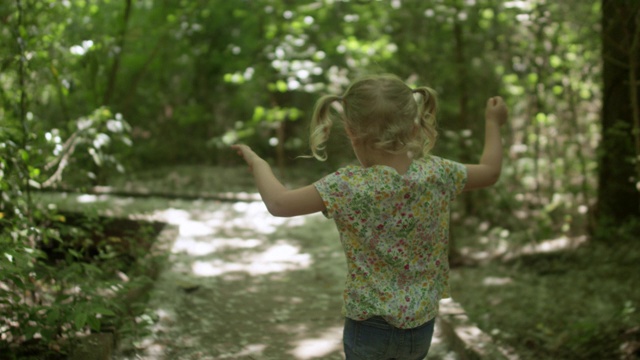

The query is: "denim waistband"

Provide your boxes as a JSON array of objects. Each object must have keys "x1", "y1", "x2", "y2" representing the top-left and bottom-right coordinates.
[{"x1": 355, "y1": 316, "x2": 435, "y2": 331}]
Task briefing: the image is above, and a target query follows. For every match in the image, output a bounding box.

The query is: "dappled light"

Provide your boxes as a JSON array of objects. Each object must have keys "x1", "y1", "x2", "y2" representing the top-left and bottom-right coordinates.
[
  {"x1": 191, "y1": 241, "x2": 312, "y2": 277},
  {"x1": 73, "y1": 191, "x2": 136, "y2": 208},
  {"x1": 76, "y1": 194, "x2": 101, "y2": 203},
  {"x1": 290, "y1": 325, "x2": 343, "y2": 359},
  {"x1": 172, "y1": 237, "x2": 261, "y2": 256},
  {"x1": 231, "y1": 201, "x2": 307, "y2": 234},
  {"x1": 518, "y1": 235, "x2": 587, "y2": 254},
  {"x1": 178, "y1": 219, "x2": 216, "y2": 237},
  {"x1": 502, "y1": 235, "x2": 588, "y2": 262},
  {"x1": 158, "y1": 202, "x2": 307, "y2": 236},
  {"x1": 215, "y1": 344, "x2": 269, "y2": 359},
  {"x1": 482, "y1": 277, "x2": 513, "y2": 286},
  {"x1": 454, "y1": 325, "x2": 484, "y2": 343},
  {"x1": 153, "y1": 202, "x2": 315, "y2": 277},
  {"x1": 459, "y1": 232, "x2": 589, "y2": 265}
]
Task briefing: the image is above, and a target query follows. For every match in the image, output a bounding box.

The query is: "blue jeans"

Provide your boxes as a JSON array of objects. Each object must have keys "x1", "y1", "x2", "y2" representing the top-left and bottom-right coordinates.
[{"x1": 343, "y1": 316, "x2": 435, "y2": 360}]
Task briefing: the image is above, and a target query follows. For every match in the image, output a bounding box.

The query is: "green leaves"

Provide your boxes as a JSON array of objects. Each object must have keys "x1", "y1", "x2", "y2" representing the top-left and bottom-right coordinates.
[
  {"x1": 73, "y1": 303, "x2": 116, "y2": 331},
  {"x1": 274, "y1": 80, "x2": 288, "y2": 93},
  {"x1": 251, "y1": 106, "x2": 301, "y2": 123},
  {"x1": 46, "y1": 308, "x2": 60, "y2": 326},
  {"x1": 74, "y1": 310, "x2": 88, "y2": 330}
]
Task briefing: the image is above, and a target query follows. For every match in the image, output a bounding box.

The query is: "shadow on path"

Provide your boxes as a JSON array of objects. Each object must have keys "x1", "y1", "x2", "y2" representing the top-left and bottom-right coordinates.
[{"x1": 113, "y1": 200, "x2": 345, "y2": 359}]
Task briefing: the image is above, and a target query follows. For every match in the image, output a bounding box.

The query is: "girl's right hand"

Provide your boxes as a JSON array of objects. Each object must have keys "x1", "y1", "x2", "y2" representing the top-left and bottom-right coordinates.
[{"x1": 485, "y1": 96, "x2": 508, "y2": 126}]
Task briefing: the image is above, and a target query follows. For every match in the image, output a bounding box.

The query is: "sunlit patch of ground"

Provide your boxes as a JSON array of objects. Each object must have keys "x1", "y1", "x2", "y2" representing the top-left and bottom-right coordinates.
[
  {"x1": 95, "y1": 196, "x2": 349, "y2": 359},
  {"x1": 155, "y1": 202, "x2": 313, "y2": 278},
  {"x1": 290, "y1": 325, "x2": 343, "y2": 359}
]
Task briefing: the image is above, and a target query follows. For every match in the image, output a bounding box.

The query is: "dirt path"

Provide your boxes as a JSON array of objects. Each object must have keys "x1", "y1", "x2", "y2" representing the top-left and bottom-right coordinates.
[{"x1": 46, "y1": 194, "x2": 456, "y2": 359}]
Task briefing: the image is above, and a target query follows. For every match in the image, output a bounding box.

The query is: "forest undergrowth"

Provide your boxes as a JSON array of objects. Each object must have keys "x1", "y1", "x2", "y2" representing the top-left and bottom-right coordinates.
[{"x1": 451, "y1": 217, "x2": 640, "y2": 360}]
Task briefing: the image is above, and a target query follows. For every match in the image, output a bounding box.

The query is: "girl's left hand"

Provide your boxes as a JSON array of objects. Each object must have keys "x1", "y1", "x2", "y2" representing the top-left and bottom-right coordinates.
[{"x1": 230, "y1": 144, "x2": 262, "y2": 172}]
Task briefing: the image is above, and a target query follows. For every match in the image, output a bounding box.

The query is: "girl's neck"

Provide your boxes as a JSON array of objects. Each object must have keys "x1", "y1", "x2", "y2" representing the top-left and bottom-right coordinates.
[{"x1": 353, "y1": 146, "x2": 412, "y2": 175}]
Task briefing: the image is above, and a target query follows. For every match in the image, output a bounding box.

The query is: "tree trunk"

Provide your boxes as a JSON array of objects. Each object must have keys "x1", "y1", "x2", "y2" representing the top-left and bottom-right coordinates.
[
  {"x1": 597, "y1": 0, "x2": 640, "y2": 227},
  {"x1": 448, "y1": 12, "x2": 469, "y2": 266},
  {"x1": 103, "y1": 0, "x2": 132, "y2": 106}
]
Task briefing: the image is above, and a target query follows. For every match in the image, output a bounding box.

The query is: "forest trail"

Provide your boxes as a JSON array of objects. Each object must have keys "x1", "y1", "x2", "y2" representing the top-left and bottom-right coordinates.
[{"x1": 98, "y1": 196, "x2": 458, "y2": 360}]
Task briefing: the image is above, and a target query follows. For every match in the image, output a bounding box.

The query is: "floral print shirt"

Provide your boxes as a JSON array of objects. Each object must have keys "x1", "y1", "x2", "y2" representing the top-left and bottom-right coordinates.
[{"x1": 314, "y1": 156, "x2": 467, "y2": 329}]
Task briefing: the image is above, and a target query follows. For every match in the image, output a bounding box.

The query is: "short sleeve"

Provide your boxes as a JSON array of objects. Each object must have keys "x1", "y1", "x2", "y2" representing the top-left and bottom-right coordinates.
[
  {"x1": 313, "y1": 170, "x2": 345, "y2": 219},
  {"x1": 439, "y1": 158, "x2": 467, "y2": 200}
]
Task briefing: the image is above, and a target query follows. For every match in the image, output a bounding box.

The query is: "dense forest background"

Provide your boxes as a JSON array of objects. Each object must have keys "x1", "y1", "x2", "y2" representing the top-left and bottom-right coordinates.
[
  {"x1": 1, "y1": 0, "x2": 640, "y2": 358},
  {"x1": 3, "y1": 0, "x2": 638, "y2": 238}
]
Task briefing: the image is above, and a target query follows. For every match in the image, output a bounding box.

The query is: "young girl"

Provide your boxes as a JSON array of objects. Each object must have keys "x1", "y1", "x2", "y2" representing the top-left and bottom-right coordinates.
[{"x1": 231, "y1": 74, "x2": 508, "y2": 359}]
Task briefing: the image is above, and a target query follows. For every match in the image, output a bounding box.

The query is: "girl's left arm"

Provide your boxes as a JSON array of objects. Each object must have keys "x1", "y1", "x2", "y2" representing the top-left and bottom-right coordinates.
[{"x1": 231, "y1": 144, "x2": 326, "y2": 217}]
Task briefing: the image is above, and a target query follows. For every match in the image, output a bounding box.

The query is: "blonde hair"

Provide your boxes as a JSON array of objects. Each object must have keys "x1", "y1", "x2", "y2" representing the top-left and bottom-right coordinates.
[{"x1": 308, "y1": 74, "x2": 438, "y2": 161}]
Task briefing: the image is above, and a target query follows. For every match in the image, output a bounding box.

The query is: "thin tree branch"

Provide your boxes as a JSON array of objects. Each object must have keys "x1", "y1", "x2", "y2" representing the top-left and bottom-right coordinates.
[
  {"x1": 48, "y1": 64, "x2": 71, "y2": 124},
  {"x1": 43, "y1": 131, "x2": 79, "y2": 171},
  {"x1": 122, "y1": 33, "x2": 168, "y2": 112},
  {"x1": 15, "y1": 0, "x2": 32, "y2": 212},
  {"x1": 42, "y1": 133, "x2": 81, "y2": 188}
]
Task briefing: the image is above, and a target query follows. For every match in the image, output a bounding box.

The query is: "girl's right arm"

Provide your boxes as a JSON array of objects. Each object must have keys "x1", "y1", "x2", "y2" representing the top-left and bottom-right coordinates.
[
  {"x1": 231, "y1": 144, "x2": 326, "y2": 217},
  {"x1": 464, "y1": 96, "x2": 508, "y2": 191}
]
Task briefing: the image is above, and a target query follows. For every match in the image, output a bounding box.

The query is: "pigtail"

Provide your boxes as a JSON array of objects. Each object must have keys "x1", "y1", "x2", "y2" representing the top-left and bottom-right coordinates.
[
  {"x1": 308, "y1": 94, "x2": 343, "y2": 161},
  {"x1": 412, "y1": 86, "x2": 438, "y2": 156}
]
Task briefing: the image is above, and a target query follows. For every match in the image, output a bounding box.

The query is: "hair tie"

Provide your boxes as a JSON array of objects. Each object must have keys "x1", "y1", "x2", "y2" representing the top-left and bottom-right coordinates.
[{"x1": 413, "y1": 88, "x2": 428, "y2": 100}]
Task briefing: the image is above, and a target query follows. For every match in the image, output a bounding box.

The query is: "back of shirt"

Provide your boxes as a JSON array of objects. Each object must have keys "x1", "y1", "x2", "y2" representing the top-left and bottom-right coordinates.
[{"x1": 314, "y1": 155, "x2": 467, "y2": 329}]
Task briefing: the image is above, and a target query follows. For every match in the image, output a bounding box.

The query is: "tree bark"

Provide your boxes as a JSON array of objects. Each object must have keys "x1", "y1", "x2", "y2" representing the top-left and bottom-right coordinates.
[{"x1": 597, "y1": 0, "x2": 640, "y2": 227}]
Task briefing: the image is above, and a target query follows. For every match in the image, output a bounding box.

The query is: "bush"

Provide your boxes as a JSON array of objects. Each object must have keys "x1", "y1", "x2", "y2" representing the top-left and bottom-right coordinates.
[{"x1": 0, "y1": 205, "x2": 164, "y2": 357}]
